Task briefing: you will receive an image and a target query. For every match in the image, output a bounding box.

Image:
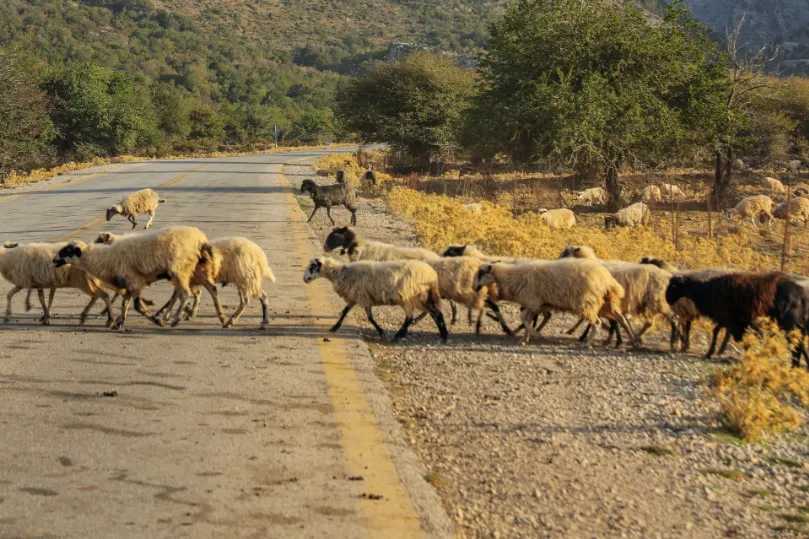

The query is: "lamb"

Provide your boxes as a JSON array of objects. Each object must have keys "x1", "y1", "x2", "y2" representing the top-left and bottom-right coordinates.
[
  {"x1": 53, "y1": 226, "x2": 221, "y2": 329},
  {"x1": 97, "y1": 233, "x2": 275, "y2": 329},
  {"x1": 574, "y1": 187, "x2": 608, "y2": 206},
  {"x1": 763, "y1": 177, "x2": 786, "y2": 195},
  {"x1": 300, "y1": 179, "x2": 358, "y2": 226},
  {"x1": 537, "y1": 208, "x2": 576, "y2": 229},
  {"x1": 666, "y1": 271, "x2": 809, "y2": 364},
  {"x1": 773, "y1": 197, "x2": 809, "y2": 227},
  {"x1": 558, "y1": 246, "x2": 677, "y2": 349},
  {"x1": 726, "y1": 195, "x2": 774, "y2": 227},
  {"x1": 604, "y1": 202, "x2": 651, "y2": 229},
  {"x1": 324, "y1": 226, "x2": 438, "y2": 262},
  {"x1": 472, "y1": 259, "x2": 635, "y2": 346},
  {"x1": 0, "y1": 242, "x2": 114, "y2": 326},
  {"x1": 106, "y1": 188, "x2": 166, "y2": 229},
  {"x1": 640, "y1": 185, "x2": 662, "y2": 203},
  {"x1": 661, "y1": 183, "x2": 685, "y2": 200},
  {"x1": 303, "y1": 257, "x2": 448, "y2": 343}
]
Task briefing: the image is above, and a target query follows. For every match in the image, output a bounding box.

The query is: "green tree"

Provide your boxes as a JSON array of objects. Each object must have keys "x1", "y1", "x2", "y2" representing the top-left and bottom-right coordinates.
[
  {"x1": 466, "y1": 0, "x2": 730, "y2": 209},
  {"x1": 335, "y1": 52, "x2": 475, "y2": 167},
  {"x1": 187, "y1": 105, "x2": 224, "y2": 142},
  {"x1": 287, "y1": 108, "x2": 333, "y2": 145},
  {"x1": 150, "y1": 82, "x2": 190, "y2": 140}
]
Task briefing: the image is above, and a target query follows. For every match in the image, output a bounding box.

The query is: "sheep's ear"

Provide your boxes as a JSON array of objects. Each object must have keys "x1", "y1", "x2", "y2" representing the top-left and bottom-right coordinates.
[{"x1": 73, "y1": 245, "x2": 82, "y2": 257}]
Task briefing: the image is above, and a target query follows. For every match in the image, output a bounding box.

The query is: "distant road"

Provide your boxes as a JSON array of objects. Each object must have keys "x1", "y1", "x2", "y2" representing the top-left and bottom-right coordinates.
[{"x1": 0, "y1": 150, "x2": 451, "y2": 538}]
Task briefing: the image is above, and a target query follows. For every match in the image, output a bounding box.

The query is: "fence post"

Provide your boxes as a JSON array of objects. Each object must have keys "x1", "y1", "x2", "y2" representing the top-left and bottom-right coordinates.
[
  {"x1": 675, "y1": 202, "x2": 681, "y2": 249},
  {"x1": 782, "y1": 186, "x2": 793, "y2": 271},
  {"x1": 706, "y1": 192, "x2": 713, "y2": 240}
]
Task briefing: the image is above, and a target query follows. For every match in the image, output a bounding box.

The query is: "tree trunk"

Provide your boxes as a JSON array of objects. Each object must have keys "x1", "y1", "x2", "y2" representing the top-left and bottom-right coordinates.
[
  {"x1": 711, "y1": 147, "x2": 733, "y2": 209},
  {"x1": 605, "y1": 164, "x2": 622, "y2": 212}
]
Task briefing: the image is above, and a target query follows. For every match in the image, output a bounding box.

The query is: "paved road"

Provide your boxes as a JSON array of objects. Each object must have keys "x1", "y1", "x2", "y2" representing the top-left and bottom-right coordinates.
[{"x1": 0, "y1": 151, "x2": 451, "y2": 538}]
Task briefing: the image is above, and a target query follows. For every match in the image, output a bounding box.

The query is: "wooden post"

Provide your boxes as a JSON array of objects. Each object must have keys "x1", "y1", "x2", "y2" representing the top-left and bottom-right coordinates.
[
  {"x1": 706, "y1": 192, "x2": 713, "y2": 240},
  {"x1": 782, "y1": 186, "x2": 793, "y2": 271},
  {"x1": 674, "y1": 202, "x2": 681, "y2": 249}
]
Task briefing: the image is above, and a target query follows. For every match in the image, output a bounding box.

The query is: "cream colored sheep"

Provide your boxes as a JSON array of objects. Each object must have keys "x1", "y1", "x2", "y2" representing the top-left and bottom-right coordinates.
[
  {"x1": 763, "y1": 177, "x2": 786, "y2": 195},
  {"x1": 323, "y1": 226, "x2": 438, "y2": 262},
  {"x1": 53, "y1": 226, "x2": 221, "y2": 329},
  {"x1": 472, "y1": 259, "x2": 634, "y2": 346},
  {"x1": 604, "y1": 202, "x2": 651, "y2": 229},
  {"x1": 661, "y1": 183, "x2": 684, "y2": 200},
  {"x1": 303, "y1": 257, "x2": 448, "y2": 342},
  {"x1": 537, "y1": 208, "x2": 576, "y2": 229},
  {"x1": 106, "y1": 188, "x2": 167, "y2": 229},
  {"x1": 773, "y1": 197, "x2": 809, "y2": 227},
  {"x1": 641, "y1": 185, "x2": 662, "y2": 203},
  {"x1": 463, "y1": 203, "x2": 483, "y2": 214},
  {"x1": 726, "y1": 195, "x2": 774, "y2": 226},
  {"x1": 575, "y1": 187, "x2": 608, "y2": 206},
  {"x1": 0, "y1": 242, "x2": 113, "y2": 326}
]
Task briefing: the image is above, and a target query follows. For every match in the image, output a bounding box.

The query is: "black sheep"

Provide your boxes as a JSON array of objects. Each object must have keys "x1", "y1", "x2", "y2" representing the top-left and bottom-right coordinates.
[{"x1": 300, "y1": 179, "x2": 358, "y2": 226}]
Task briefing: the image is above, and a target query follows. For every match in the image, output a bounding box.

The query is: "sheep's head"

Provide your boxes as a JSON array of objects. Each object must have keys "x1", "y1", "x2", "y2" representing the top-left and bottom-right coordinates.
[
  {"x1": 54, "y1": 240, "x2": 89, "y2": 268},
  {"x1": 2, "y1": 241, "x2": 18, "y2": 249},
  {"x1": 472, "y1": 264, "x2": 496, "y2": 292},
  {"x1": 303, "y1": 258, "x2": 325, "y2": 283},
  {"x1": 94, "y1": 232, "x2": 117, "y2": 245},
  {"x1": 604, "y1": 215, "x2": 618, "y2": 230},
  {"x1": 664, "y1": 275, "x2": 693, "y2": 306},
  {"x1": 558, "y1": 245, "x2": 596, "y2": 260},
  {"x1": 300, "y1": 180, "x2": 317, "y2": 196},
  {"x1": 323, "y1": 226, "x2": 355, "y2": 253},
  {"x1": 640, "y1": 256, "x2": 678, "y2": 273},
  {"x1": 105, "y1": 205, "x2": 123, "y2": 221},
  {"x1": 441, "y1": 244, "x2": 467, "y2": 257}
]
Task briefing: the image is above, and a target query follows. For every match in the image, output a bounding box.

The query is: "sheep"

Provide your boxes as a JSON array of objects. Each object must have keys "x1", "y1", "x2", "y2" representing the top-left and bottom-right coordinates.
[
  {"x1": 537, "y1": 208, "x2": 576, "y2": 229},
  {"x1": 604, "y1": 202, "x2": 651, "y2": 229},
  {"x1": 463, "y1": 202, "x2": 483, "y2": 215},
  {"x1": 0, "y1": 242, "x2": 114, "y2": 326},
  {"x1": 361, "y1": 170, "x2": 378, "y2": 185},
  {"x1": 763, "y1": 177, "x2": 786, "y2": 195},
  {"x1": 96, "y1": 233, "x2": 275, "y2": 329},
  {"x1": 441, "y1": 244, "x2": 534, "y2": 264},
  {"x1": 106, "y1": 188, "x2": 166, "y2": 229},
  {"x1": 53, "y1": 226, "x2": 222, "y2": 329},
  {"x1": 574, "y1": 187, "x2": 608, "y2": 206},
  {"x1": 303, "y1": 257, "x2": 448, "y2": 343},
  {"x1": 335, "y1": 170, "x2": 347, "y2": 184},
  {"x1": 324, "y1": 227, "x2": 438, "y2": 262},
  {"x1": 300, "y1": 179, "x2": 358, "y2": 226},
  {"x1": 661, "y1": 183, "x2": 685, "y2": 201},
  {"x1": 773, "y1": 197, "x2": 809, "y2": 227},
  {"x1": 472, "y1": 259, "x2": 634, "y2": 346},
  {"x1": 732, "y1": 158, "x2": 745, "y2": 172},
  {"x1": 640, "y1": 185, "x2": 662, "y2": 203},
  {"x1": 558, "y1": 246, "x2": 677, "y2": 349},
  {"x1": 787, "y1": 159, "x2": 807, "y2": 176},
  {"x1": 726, "y1": 195, "x2": 774, "y2": 227},
  {"x1": 666, "y1": 271, "x2": 809, "y2": 364}
]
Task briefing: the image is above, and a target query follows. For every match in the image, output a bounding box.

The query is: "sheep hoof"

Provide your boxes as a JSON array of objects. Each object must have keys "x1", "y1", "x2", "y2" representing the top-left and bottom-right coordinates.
[
  {"x1": 260, "y1": 323, "x2": 269, "y2": 331},
  {"x1": 170, "y1": 318, "x2": 181, "y2": 328},
  {"x1": 41, "y1": 318, "x2": 50, "y2": 326},
  {"x1": 105, "y1": 318, "x2": 114, "y2": 328},
  {"x1": 223, "y1": 320, "x2": 234, "y2": 329},
  {"x1": 328, "y1": 325, "x2": 340, "y2": 333},
  {"x1": 111, "y1": 318, "x2": 124, "y2": 330},
  {"x1": 149, "y1": 316, "x2": 164, "y2": 327}
]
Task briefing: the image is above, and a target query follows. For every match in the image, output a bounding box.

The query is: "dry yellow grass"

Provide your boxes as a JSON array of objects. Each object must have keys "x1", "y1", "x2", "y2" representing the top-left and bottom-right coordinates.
[{"x1": 311, "y1": 153, "x2": 392, "y2": 193}]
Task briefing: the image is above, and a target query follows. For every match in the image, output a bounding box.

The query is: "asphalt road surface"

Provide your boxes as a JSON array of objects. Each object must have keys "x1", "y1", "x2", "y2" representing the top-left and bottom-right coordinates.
[{"x1": 0, "y1": 150, "x2": 451, "y2": 538}]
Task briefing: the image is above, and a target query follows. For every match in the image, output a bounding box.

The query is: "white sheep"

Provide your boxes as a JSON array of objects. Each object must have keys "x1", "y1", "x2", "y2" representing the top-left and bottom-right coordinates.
[
  {"x1": 640, "y1": 185, "x2": 662, "y2": 203},
  {"x1": 463, "y1": 202, "x2": 483, "y2": 215},
  {"x1": 472, "y1": 259, "x2": 634, "y2": 346},
  {"x1": 661, "y1": 183, "x2": 685, "y2": 200},
  {"x1": 106, "y1": 188, "x2": 167, "y2": 229},
  {"x1": 726, "y1": 195, "x2": 774, "y2": 226},
  {"x1": 604, "y1": 202, "x2": 651, "y2": 229},
  {"x1": 303, "y1": 257, "x2": 448, "y2": 342},
  {"x1": 537, "y1": 208, "x2": 576, "y2": 229},
  {"x1": 773, "y1": 197, "x2": 809, "y2": 227},
  {"x1": 53, "y1": 226, "x2": 221, "y2": 329},
  {"x1": 575, "y1": 187, "x2": 608, "y2": 206},
  {"x1": 787, "y1": 160, "x2": 805, "y2": 176},
  {"x1": 323, "y1": 226, "x2": 438, "y2": 262},
  {"x1": 732, "y1": 159, "x2": 745, "y2": 172},
  {"x1": 0, "y1": 242, "x2": 114, "y2": 326},
  {"x1": 763, "y1": 177, "x2": 786, "y2": 195}
]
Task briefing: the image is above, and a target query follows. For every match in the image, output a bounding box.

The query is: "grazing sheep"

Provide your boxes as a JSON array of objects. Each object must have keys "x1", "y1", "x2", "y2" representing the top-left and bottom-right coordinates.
[
  {"x1": 773, "y1": 197, "x2": 809, "y2": 227},
  {"x1": 660, "y1": 183, "x2": 685, "y2": 201},
  {"x1": 463, "y1": 202, "x2": 484, "y2": 215},
  {"x1": 787, "y1": 159, "x2": 806, "y2": 176},
  {"x1": 732, "y1": 159, "x2": 745, "y2": 172},
  {"x1": 303, "y1": 257, "x2": 448, "y2": 342},
  {"x1": 666, "y1": 271, "x2": 809, "y2": 364},
  {"x1": 53, "y1": 226, "x2": 221, "y2": 329},
  {"x1": 300, "y1": 179, "x2": 358, "y2": 226},
  {"x1": 537, "y1": 208, "x2": 576, "y2": 229},
  {"x1": 726, "y1": 195, "x2": 774, "y2": 227},
  {"x1": 796, "y1": 188, "x2": 809, "y2": 197},
  {"x1": 638, "y1": 255, "x2": 679, "y2": 274},
  {"x1": 575, "y1": 187, "x2": 608, "y2": 206},
  {"x1": 640, "y1": 185, "x2": 662, "y2": 203},
  {"x1": 106, "y1": 188, "x2": 166, "y2": 229},
  {"x1": 324, "y1": 226, "x2": 438, "y2": 262},
  {"x1": 604, "y1": 202, "x2": 651, "y2": 229},
  {"x1": 472, "y1": 259, "x2": 635, "y2": 346},
  {"x1": 0, "y1": 242, "x2": 114, "y2": 326},
  {"x1": 763, "y1": 177, "x2": 786, "y2": 195},
  {"x1": 361, "y1": 170, "x2": 378, "y2": 185}
]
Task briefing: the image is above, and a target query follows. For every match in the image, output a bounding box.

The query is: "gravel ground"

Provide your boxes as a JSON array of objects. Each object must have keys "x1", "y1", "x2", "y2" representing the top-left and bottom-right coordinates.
[{"x1": 287, "y1": 162, "x2": 809, "y2": 538}]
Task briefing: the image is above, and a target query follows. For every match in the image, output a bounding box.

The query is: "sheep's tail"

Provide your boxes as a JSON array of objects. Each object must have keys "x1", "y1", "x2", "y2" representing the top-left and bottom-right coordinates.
[
  {"x1": 263, "y1": 264, "x2": 277, "y2": 283},
  {"x1": 158, "y1": 198, "x2": 167, "y2": 204}
]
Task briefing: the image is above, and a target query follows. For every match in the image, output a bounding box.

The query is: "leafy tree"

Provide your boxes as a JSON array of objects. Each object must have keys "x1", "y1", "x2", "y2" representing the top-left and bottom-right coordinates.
[
  {"x1": 335, "y1": 52, "x2": 475, "y2": 167},
  {"x1": 287, "y1": 108, "x2": 333, "y2": 145},
  {"x1": 465, "y1": 0, "x2": 730, "y2": 209},
  {"x1": 150, "y1": 82, "x2": 190, "y2": 140},
  {"x1": 187, "y1": 105, "x2": 224, "y2": 142}
]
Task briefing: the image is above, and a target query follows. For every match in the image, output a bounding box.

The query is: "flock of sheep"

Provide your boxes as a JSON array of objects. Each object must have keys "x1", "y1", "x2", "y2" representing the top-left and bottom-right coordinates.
[
  {"x1": 0, "y1": 188, "x2": 276, "y2": 330},
  {"x1": 305, "y1": 226, "x2": 809, "y2": 368}
]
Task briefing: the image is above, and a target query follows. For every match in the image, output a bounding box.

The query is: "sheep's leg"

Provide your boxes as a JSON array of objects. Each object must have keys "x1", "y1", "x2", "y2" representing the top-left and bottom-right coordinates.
[
  {"x1": 615, "y1": 313, "x2": 636, "y2": 346},
  {"x1": 668, "y1": 319, "x2": 680, "y2": 352},
  {"x1": 393, "y1": 315, "x2": 415, "y2": 342},
  {"x1": 634, "y1": 320, "x2": 653, "y2": 342},
  {"x1": 112, "y1": 294, "x2": 133, "y2": 330},
  {"x1": 475, "y1": 309, "x2": 484, "y2": 335},
  {"x1": 25, "y1": 289, "x2": 33, "y2": 312},
  {"x1": 307, "y1": 205, "x2": 321, "y2": 223},
  {"x1": 601, "y1": 321, "x2": 615, "y2": 346},
  {"x1": 566, "y1": 317, "x2": 586, "y2": 335},
  {"x1": 128, "y1": 215, "x2": 138, "y2": 229},
  {"x1": 579, "y1": 324, "x2": 592, "y2": 343},
  {"x1": 224, "y1": 289, "x2": 249, "y2": 329},
  {"x1": 450, "y1": 301, "x2": 457, "y2": 325},
  {"x1": 717, "y1": 330, "x2": 732, "y2": 356},
  {"x1": 535, "y1": 312, "x2": 552, "y2": 334},
  {"x1": 144, "y1": 210, "x2": 155, "y2": 229},
  {"x1": 330, "y1": 303, "x2": 355, "y2": 332},
  {"x1": 585, "y1": 317, "x2": 600, "y2": 346},
  {"x1": 169, "y1": 287, "x2": 191, "y2": 327},
  {"x1": 426, "y1": 302, "x2": 449, "y2": 343},
  {"x1": 259, "y1": 290, "x2": 270, "y2": 330},
  {"x1": 705, "y1": 326, "x2": 722, "y2": 359},
  {"x1": 365, "y1": 307, "x2": 386, "y2": 340},
  {"x1": 100, "y1": 292, "x2": 119, "y2": 316},
  {"x1": 614, "y1": 321, "x2": 624, "y2": 347},
  {"x1": 467, "y1": 308, "x2": 473, "y2": 325},
  {"x1": 681, "y1": 318, "x2": 693, "y2": 352},
  {"x1": 519, "y1": 309, "x2": 539, "y2": 346},
  {"x1": 47, "y1": 288, "x2": 55, "y2": 313},
  {"x1": 196, "y1": 282, "x2": 224, "y2": 325},
  {"x1": 154, "y1": 292, "x2": 178, "y2": 321},
  {"x1": 485, "y1": 300, "x2": 513, "y2": 336},
  {"x1": 350, "y1": 209, "x2": 357, "y2": 226},
  {"x1": 99, "y1": 292, "x2": 114, "y2": 327},
  {"x1": 185, "y1": 287, "x2": 203, "y2": 321},
  {"x1": 79, "y1": 297, "x2": 99, "y2": 326},
  {"x1": 4, "y1": 285, "x2": 22, "y2": 322},
  {"x1": 325, "y1": 206, "x2": 335, "y2": 226},
  {"x1": 37, "y1": 289, "x2": 50, "y2": 326}
]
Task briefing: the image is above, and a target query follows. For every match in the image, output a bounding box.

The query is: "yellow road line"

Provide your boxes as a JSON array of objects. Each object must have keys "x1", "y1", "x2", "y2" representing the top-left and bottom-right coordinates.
[
  {"x1": 52, "y1": 163, "x2": 206, "y2": 243},
  {"x1": 279, "y1": 167, "x2": 423, "y2": 538}
]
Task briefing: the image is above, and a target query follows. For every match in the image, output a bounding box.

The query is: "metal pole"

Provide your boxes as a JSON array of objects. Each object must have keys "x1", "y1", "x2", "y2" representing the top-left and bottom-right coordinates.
[{"x1": 274, "y1": 125, "x2": 278, "y2": 150}]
